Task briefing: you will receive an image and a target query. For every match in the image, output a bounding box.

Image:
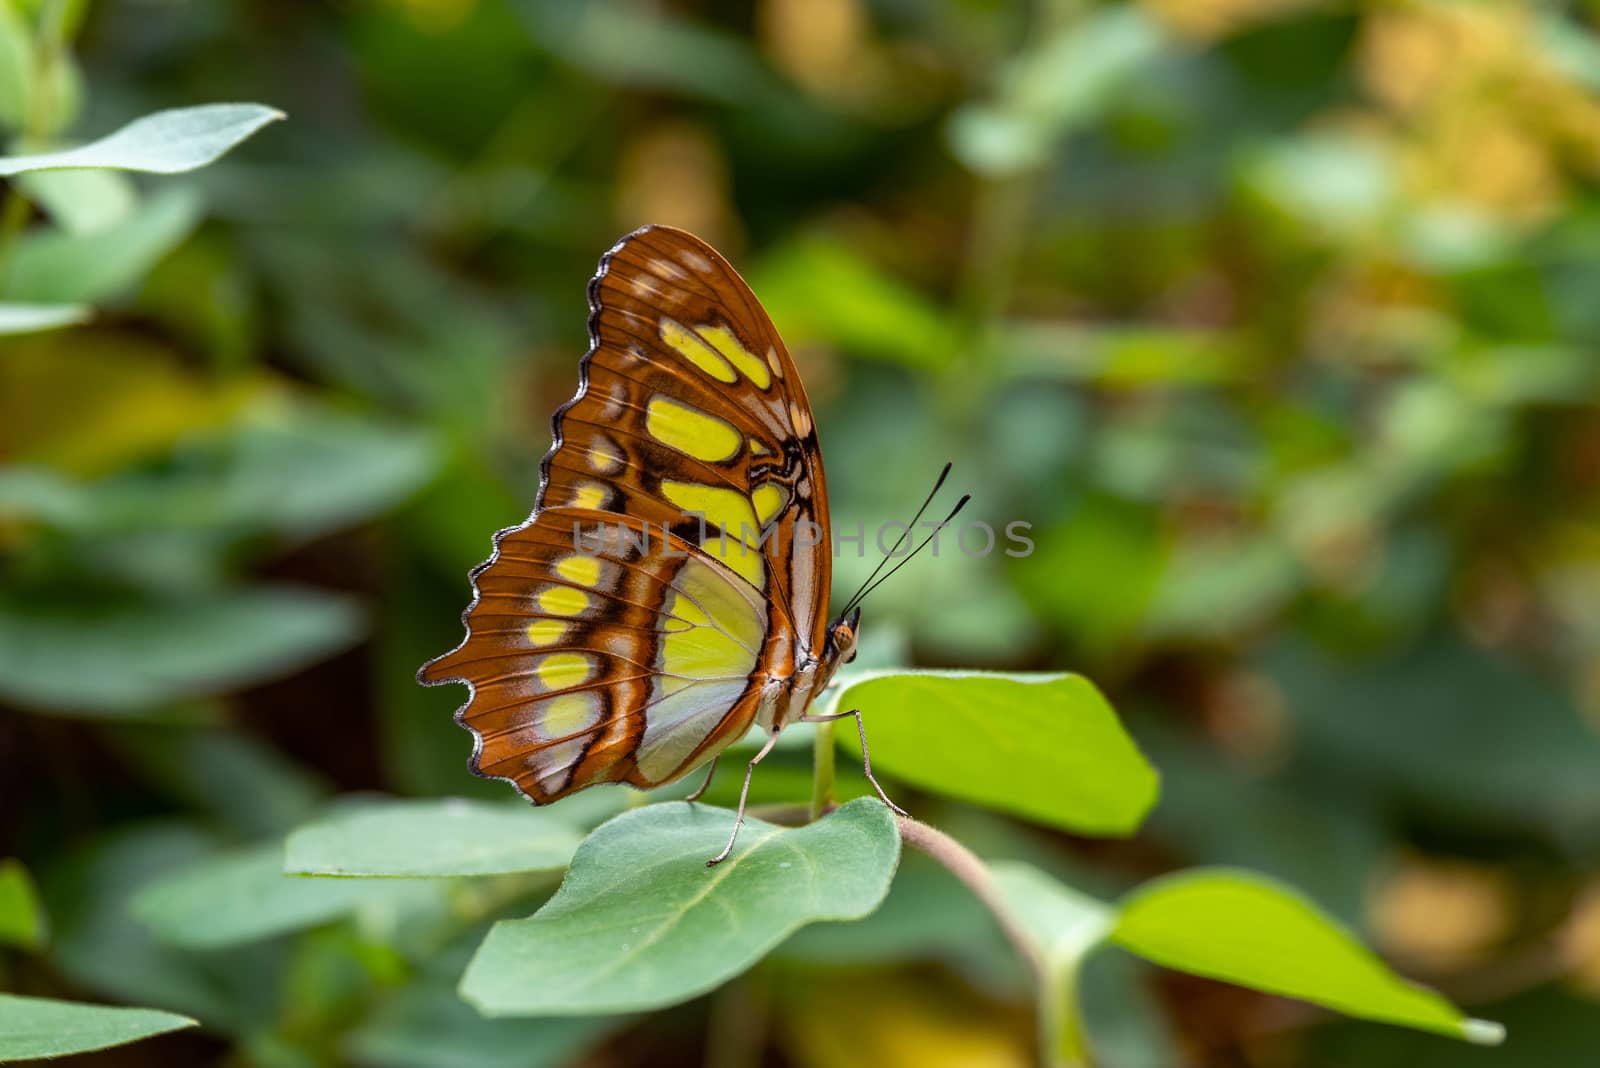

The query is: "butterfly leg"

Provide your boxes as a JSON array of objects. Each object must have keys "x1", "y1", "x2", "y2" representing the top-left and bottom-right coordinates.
[
  {"x1": 684, "y1": 756, "x2": 719, "y2": 803},
  {"x1": 706, "y1": 732, "x2": 781, "y2": 867},
  {"x1": 799, "y1": 709, "x2": 908, "y2": 817}
]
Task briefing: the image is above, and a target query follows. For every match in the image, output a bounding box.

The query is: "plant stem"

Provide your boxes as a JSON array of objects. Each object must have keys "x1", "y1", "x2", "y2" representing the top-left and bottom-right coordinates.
[
  {"x1": 893, "y1": 814, "x2": 1046, "y2": 982},
  {"x1": 808, "y1": 718, "x2": 835, "y2": 821}
]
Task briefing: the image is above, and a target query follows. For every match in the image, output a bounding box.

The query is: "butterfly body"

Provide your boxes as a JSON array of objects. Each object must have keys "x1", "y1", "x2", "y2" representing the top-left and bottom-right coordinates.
[{"x1": 421, "y1": 225, "x2": 863, "y2": 810}]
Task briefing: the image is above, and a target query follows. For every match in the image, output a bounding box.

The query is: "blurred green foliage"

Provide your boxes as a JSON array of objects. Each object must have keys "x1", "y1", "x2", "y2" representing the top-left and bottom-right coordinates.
[{"x1": 5, "y1": 0, "x2": 1600, "y2": 1064}]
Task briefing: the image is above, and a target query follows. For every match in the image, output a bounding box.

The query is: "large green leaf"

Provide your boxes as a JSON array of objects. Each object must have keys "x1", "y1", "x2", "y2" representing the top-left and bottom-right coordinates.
[
  {"x1": 286, "y1": 799, "x2": 583, "y2": 878},
  {"x1": 0, "y1": 994, "x2": 194, "y2": 1061},
  {"x1": 1112, "y1": 869, "x2": 1504, "y2": 1045},
  {"x1": 460, "y1": 798, "x2": 900, "y2": 1016},
  {"x1": 0, "y1": 859, "x2": 44, "y2": 950},
  {"x1": 0, "y1": 104, "x2": 283, "y2": 176},
  {"x1": 2, "y1": 186, "x2": 201, "y2": 303},
  {"x1": 831, "y1": 672, "x2": 1159, "y2": 835},
  {"x1": 133, "y1": 842, "x2": 438, "y2": 948},
  {"x1": 0, "y1": 585, "x2": 363, "y2": 715}
]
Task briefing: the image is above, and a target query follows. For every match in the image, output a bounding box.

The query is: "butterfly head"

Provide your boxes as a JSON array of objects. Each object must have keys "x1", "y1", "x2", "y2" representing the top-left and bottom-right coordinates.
[{"x1": 824, "y1": 605, "x2": 862, "y2": 669}]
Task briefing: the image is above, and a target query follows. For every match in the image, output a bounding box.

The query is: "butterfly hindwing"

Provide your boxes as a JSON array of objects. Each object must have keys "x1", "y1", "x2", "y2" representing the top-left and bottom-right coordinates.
[
  {"x1": 422, "y1": 510, "x2": 771, "y2": 800},
  {"x1": 421, "y1": 226, "x2": 835, "y2": 802}
]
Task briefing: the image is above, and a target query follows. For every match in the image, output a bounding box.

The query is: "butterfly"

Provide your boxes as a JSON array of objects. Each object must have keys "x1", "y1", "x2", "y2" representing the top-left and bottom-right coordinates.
[{"x1": 419, "y1": 225, "x2": 925, "y2": 865}]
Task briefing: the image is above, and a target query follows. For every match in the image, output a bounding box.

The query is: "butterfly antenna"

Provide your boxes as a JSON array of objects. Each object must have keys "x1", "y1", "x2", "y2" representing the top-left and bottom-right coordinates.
[
  {"x1": 840, "y1": 462, "x2": 953, "y2": 617},
  {"x1": 847, "y1": 493, "x2": 971, "y2": 611}
]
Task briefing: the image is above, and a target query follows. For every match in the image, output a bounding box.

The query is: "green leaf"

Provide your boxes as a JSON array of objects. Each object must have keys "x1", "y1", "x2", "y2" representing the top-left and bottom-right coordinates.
[
  {"x1": 776, "y1": 850, "x2": 1006, "y2": 969},
  {"x1": 286, "y1": 799, "x2": 583, "y2": 878},
  {"x1": 110, "y1": 725, "x2": 329, "y2": 838},
  {"x1": 0, "y1": 302, "x2": 88, "y2": 334},
  {"x1": 1000, "y1": 322, "x2": 1247, "y2": 388},
  {"x1": 0, "y1": 859, "x2": 45, "y2": 950},
  {"x1": 460, "y1": 798, "x2": 901, "y2": 1016},
  {"x1": 2, "y1": 186, "x2": 201, "y2": 303},
  {"x1": 129, "y1": 398, "x2": 440, "y2": 543},
  {"x1": 831, "y1": 672, "x2": 1159, "y2": 835},
  {"x1": 348, "y1": 977, "x2": 622, "y2": 1068},
  {"x1": 41, "y1": 824, "x2": 282, "y2": 1031},
  {"x1": 947, "y1": 7, "x2": 1167, "y2": 176},
  {"x1": 748, "y1": 240, "x2": 958, "y2": 370},
  {"x1": 992, "y1": 862, "x2": 1115, "y2": 1068},
  {"x1": 1266, "y1": 638, "x2": 1600, "y2": 847},
  {"x1": 517, "y1": 1, "x2": 770, "y2": 105},
  {"x1": 17, "y1": 168, "x2": 137, "y2": 234},
  {"x1": 0, "y1": 3, "x2": 34, "y2": 131},
  {"x1": 0, "y1": 994, "x2": 194, "y2": 1061},
  {"x1": 133, "y1": 841, "x2": 438, "y2": 949},
  {"x1": 1112, "y1": 869, "x2": 1505, "y2": 1045},
  {"x1": 0, "y1": 400, "x2": 439, "y2": 545},
  {"x1": 0, "y1": 585, "x2": 363, "y2": 715},
  {"x1": 995, "y1": 861, "x2": 1115, "y2": 970},
  {"x1": 0, "y1": 104, "x2": 283, "y2": 176}
]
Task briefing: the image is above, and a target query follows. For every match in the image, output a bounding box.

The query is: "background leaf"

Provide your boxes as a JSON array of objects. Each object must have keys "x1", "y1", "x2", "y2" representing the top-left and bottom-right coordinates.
[
  {"x1": 286, "y1": 799, "x2": 583, "y2": 878},
  {"x1": 132, "y1": 841, "x2": 439, "y2": 949},
  {"x1": 0, "y1": 859, "x2": 45, "y2": 950},
  {"x1": 0, "y1": 994, "x2": 194, "y2": 1061},
  {"x1": 17, "y1": 167, "x2": 135, "y2": 233},
  {"x1": 347, "y1": 977, "x2": 622, "y2": 1068},
  {"x1": 0, "y1": 585, "x2": 363, "y2": 715},
  {"x1": 0, "y1": 103, "x2": 282, "y2": 175},
  {"x1": 2, "y1": 186, "x2": 202, "y2": 303}
]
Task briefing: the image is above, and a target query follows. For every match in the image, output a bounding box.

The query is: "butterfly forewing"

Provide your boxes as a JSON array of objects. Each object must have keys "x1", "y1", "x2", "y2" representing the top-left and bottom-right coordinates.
[{"x1": 420, "y1": 226, "x2": 834, "y2": 801}]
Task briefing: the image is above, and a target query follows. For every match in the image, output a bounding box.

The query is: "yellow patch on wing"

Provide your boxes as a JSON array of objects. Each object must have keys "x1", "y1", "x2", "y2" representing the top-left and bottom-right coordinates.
[
  {"x1": 660, "y1": 480, "x2": 765, "y2": 586},
  {"x1": 586, "y1": 436, "x2": 625, "y2": 474},
  {"x1": 555, "y1": 554, "x2": 603, "y2": 587},
  {"x1": 635, "y1": 556, "x2": 766, "y2": 781},
  {"x1": 537, "y1": 652, "x2": 592, "y2": 689},
  {"x1": 645, "y1": 396, "x2": 742, "y2": 462},
  {"x1": 698, "y1": 324, "x2": 772, "y2": 389},
  {"x1": 660, "y1": 318, "x2": 738, "y2": 383},
  {"x1": 660, "y1": 594, "x2": 756, "y2": 696},
  {"x1": 752, "y1": 483, "x2": 788, "y2": 527},
  {"x1": 665, "y1": 558, "x2": 765, "y2": 651},
  {"x1": 538, "y1": 586, "x2": 590, "y2": 616},
  {"x1": 568, "y1": 481, "x2": 611, "y2": 510},
  {"x1": 526, "y1": 618, "x2": 567, "y2": 646},
  {"x1": 540, "y1": 691, "x2": 602, "y2": 738}
]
